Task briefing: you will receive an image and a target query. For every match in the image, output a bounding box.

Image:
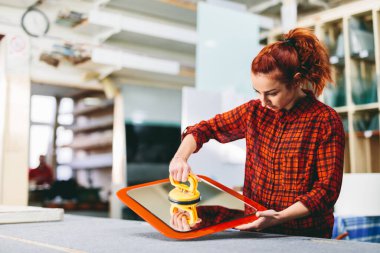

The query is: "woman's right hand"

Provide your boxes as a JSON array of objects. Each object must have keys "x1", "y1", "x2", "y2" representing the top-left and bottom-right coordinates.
[{"x1": 169, "y1": 157, "x2": 192, "y2": 182}]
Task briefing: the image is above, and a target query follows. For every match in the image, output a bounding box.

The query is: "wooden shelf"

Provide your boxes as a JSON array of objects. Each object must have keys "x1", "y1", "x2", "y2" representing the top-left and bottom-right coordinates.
[
  {"x1": 73, "y1": 100, "x2": 114, "y2": 116},
  {"x1": 64, "y1": 141, "x2": 112, "y2": 151},
  {"x1": 294, "y1": 2, "x2": 380, "y2": 173},
  {"x1": 329, "y1": 55, "x2": 345, "y2": 66},
  {"x1": 66, "y1": 153, "x2": 113, "y2": 170},
  {"x1": 352, "y1": 103, "x2": 379, "y2": 112},
  {"x1": 335, "y1": 106, "x2": 349, "y2": 113},
  {"x1": 355, "y1": 130, "x2": 380, "y2": 138},
  {"x1": 69, "y1": 119, "x2": 113, "y2": 133},
  {"x1": 351, "y1": 52, "x2": 375, "y2": 62}
]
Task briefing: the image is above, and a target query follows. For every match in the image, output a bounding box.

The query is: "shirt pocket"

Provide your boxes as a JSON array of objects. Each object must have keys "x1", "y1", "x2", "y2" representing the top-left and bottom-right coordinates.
[{"x1": 280, "y1": 154, "x2": 308, "y2": 193}]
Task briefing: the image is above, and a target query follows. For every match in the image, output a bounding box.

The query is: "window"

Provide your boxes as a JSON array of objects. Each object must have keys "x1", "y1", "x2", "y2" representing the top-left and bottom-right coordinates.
[{"x1": 29, "y1": 95, "x2": 56, "y2": 168}]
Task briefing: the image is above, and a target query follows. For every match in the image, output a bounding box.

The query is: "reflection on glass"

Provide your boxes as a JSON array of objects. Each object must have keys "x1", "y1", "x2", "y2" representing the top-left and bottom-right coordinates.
[
  {"x1": 127, "y1": 180, "x2": 257, "y2": 232},
  {"x1": 170, "y1": 202, "x2": 200, "y2": 231}
]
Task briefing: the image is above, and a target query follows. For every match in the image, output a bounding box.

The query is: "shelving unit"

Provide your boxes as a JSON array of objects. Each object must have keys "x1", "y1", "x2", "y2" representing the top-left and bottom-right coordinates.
[
  {"x1": 266, "y1": 0, "x2": 380, "y2": 173},
  {"x1": 64, "y1": 90, "x2": 114, "y2": 208}
]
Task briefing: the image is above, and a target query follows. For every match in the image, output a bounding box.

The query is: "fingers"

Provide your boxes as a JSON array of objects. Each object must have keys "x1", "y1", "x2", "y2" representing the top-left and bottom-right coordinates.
[
  {"x1": 181, "y1": 215, "x2": 190, "y2": 231},
  {"x1": 169, "y1": 157, "x2": 192, "y2": 182},
  {"x1": 235, "y1": 217, "x2": 265, "y2": 231},
  {"x1": 235, "y1": 211, "x2": 280, "y2": 231},
  {"x1": 181, "y1": 167, "x2": 190, "y2": 182},
  {"x1": 235, "y1": 221, "x2": 258, "y2": 231},
  {"x1": 171, "y1": 211, "x2": 191, "y2": 231}
]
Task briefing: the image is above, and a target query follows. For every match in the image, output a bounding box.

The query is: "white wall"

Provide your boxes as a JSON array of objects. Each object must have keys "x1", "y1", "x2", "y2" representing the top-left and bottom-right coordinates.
[
  {"x1": 183, "y1": 3, "x2": 260, "y2": 188},
  {"x1": 0, "y1": 38, "x2": 5, "y2": 191},
  {"x1": 0, "y1": 31, "x2": 30, "y2": 205},
  {"x1": 334, "y1": 173, "x2": 380, "y2": 216},
  {"x1": 182, "y1": 87, "x2": 251, "y2": 189}
]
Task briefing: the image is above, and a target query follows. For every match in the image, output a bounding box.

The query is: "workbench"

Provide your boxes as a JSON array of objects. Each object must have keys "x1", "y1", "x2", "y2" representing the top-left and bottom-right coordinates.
[{"x1": 0, "y1": 215, "x2": 379, "y2": 253}]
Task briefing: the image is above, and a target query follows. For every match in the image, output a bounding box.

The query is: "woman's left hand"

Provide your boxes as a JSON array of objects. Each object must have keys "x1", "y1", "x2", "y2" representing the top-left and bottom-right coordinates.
[{"x1": 235, "y1": 210, "x2": 283, "y2": 231}]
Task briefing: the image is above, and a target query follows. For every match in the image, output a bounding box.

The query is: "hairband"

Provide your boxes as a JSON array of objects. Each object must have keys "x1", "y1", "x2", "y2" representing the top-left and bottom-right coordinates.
[{"x1": 283, "y1": 38, "x2": 296, "y2": 47}]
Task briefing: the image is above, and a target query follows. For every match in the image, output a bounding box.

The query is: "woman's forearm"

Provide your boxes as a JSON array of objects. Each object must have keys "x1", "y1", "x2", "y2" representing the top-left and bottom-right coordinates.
[
  {"x1": 173, "y1": 134, "x2": 197, "y2": 160},
  {"x1": 278, "y1": 201, "x2": 310, "y2": 223}
]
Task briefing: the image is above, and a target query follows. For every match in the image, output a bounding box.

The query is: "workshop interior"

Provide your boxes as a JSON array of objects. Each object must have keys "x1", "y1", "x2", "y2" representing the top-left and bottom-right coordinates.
[{"x1": 0, "y1": 0, "x2": 380, "y2": 245}]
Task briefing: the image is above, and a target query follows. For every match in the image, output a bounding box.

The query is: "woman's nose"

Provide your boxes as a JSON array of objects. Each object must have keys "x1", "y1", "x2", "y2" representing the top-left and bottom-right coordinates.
[{"x1": 260, "y1": 95, "x2": 268, "y2": 107}]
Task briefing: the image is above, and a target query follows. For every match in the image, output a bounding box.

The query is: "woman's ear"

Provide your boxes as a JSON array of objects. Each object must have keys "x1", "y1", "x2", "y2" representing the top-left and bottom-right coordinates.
[
  {"x1": 293, "y1": 72, "x2": 303, "y2": 87},
  {"x1": 293, "y1": 72, "x2": 302, "y2": 80}
]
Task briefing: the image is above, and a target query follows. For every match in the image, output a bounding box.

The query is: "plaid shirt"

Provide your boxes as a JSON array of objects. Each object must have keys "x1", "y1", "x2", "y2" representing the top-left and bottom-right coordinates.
[{"x1": 183, "y1": 90, "x2": 345, "y2": 238}]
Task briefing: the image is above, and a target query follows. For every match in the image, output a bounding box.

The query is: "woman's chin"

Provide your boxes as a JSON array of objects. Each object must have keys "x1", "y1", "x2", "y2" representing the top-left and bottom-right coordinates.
[{"x1": 266, "y1": 106, "x2": 278, "y2": 111}]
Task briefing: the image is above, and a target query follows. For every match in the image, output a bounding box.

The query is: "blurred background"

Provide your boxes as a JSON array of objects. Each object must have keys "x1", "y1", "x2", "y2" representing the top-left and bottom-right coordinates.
[{"x1": 0, "y1": 0, "x2": 379, "y2": 242}]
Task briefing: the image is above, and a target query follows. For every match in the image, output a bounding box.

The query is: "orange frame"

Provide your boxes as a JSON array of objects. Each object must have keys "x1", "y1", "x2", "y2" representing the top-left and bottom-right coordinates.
[{"x1": 117, "y1": 175, "x2": 267, "y2": 240}]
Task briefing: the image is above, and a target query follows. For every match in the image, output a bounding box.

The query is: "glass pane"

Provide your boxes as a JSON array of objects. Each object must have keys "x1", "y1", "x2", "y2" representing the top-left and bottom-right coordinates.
[
  {"x1": 349, "y1": 13, "x2": 377, "y2": 105},
  {"x1": 29, "y1": 125, "x2": 53, "y2": 168},
  {"x1": 351, "y1": 69, "x2": 377, "y2": 105},
  {"x1": 321, "y1": 19, "x2": 346, "y2": 107},
  {"x1": 56, "y1": 165, "x2": 73, "y2": 180},
  {"x1": 127, "y1": 180, "x2": 257, "y2": 232},
  {"x1": 56, "y1": 126, "x2": 73, "y2": 146},
  {"x1": 352, "y1": 110, "x2": 380, "y2": 172},
  {"x1": 31, "y1": 95, "x2": 56, "y2": 124},
  {"x1": 58, "y1": 114, "x2": 74, "y2": 125},
  {"x1": 59, "y1": 97, "x2": 74, "y2": 114},
  {"x1": 56, "y1": 147, "x2": 73, "y2": 164}
]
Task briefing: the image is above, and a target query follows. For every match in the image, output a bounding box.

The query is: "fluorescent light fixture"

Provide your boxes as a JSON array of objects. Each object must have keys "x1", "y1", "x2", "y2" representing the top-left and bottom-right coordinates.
[
  {"x1": 92, "y1": 47, "x2": 180, "y2": 75},
  {"x1": 88, "y1": 10, "x2": 122, "y2": 28},
  {"x1": 121, "y1": 16, "x2": 197, "y2": 44},
  {"x1": 87, "y1": 10, "x2": 197, "y2": 44},
  {"x1": 207, "y1": 0, "x2": 247, "y2": 11},
  {"x1": 121, "y1": 51, "x2": 180, "y2": 74}
]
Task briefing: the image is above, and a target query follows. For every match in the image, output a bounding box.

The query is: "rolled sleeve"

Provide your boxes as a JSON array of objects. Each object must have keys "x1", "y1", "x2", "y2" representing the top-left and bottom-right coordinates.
[
  {"x1": 181, "y1": 126, "x2": 203, "y2": 153},
  {"x1": 296, "y1": 112, "x2": 345, "y2": 214},
  {"x1": 181, "y1": 101, "x2": 252, "y2": 154}
]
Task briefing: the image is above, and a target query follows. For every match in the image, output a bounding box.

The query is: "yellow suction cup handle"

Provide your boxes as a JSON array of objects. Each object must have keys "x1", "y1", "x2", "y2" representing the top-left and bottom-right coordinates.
[
  {"x1": 169, "y1": 173, "x2": 198, "y2": 195},
  {"x1": 170, "y1": 204, "x2": 199, "y2": 226}
]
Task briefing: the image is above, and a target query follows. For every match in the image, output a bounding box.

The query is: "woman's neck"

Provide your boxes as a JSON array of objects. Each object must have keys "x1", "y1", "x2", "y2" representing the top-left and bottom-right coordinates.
[{"x1": 284, "y1": 88, "x2": 307, "y2": 111}]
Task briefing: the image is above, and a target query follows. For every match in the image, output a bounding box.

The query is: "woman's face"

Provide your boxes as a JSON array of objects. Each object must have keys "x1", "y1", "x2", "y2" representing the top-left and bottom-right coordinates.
[{"x1": 251, "y1": 72, "x2": 302, "y2": 112}]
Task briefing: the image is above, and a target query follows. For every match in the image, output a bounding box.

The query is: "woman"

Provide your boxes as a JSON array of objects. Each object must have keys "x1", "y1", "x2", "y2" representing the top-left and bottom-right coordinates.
[{"x1": 169, "y1": 28, "x2": 345, "y2": 238}]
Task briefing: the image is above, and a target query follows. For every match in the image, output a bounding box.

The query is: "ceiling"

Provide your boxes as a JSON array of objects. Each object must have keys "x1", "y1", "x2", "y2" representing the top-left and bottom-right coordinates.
[
  {"x1": 107, "y1": 0, "x2": 357, "y2": 22},
  {"x1": 3, "y1": 0, "x2": 358, "y2": 97},
  {"x1": 107, "y1": 0, "x2": 197, "y2": 26}
]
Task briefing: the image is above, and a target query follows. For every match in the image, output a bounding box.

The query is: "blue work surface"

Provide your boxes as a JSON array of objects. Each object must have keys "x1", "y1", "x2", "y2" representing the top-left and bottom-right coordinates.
[
  {"x1": 0, "y1": 215, "x2": 379, "y2": 253},
  {"x1": 333, "y1": 216, "x2": 380, "y2": 243}
]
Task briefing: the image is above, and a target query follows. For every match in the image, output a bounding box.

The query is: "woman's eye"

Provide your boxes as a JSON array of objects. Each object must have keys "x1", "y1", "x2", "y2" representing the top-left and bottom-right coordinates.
[{"x1": 268, "y1": 93, "x2": 278, "y2": 96}]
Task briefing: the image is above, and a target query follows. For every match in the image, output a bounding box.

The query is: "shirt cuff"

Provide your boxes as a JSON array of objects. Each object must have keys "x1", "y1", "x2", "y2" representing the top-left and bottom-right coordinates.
[
  {"x1": 181, "y1": 126, "x2": 203, "y2": 153},
  {"x1": 295, "y1": 194, "x2": 321, "y2": 214}
]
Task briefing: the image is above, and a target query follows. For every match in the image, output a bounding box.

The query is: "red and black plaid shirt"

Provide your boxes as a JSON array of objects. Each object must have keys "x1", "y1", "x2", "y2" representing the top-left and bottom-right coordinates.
[{"x1": 183, "y1": 90, "x2": 345, "y2": 238}]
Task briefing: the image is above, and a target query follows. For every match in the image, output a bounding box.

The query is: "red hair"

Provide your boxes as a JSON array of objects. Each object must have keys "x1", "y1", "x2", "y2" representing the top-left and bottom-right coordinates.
[{"x1": 251, "y1": 28, "x2": 332, "y2": 96}]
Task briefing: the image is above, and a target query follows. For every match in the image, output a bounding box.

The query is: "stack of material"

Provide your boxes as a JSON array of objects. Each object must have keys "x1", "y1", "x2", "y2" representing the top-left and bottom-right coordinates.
[{"x1": 0, "y1": 206, "x2": 63, "y2": 224}]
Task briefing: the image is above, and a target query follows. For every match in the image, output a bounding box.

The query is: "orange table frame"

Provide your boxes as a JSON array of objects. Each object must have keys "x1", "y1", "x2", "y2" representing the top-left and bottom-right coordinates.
[{"x1": 117, "y1": 175, "x2": 267, "y2": 240}]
